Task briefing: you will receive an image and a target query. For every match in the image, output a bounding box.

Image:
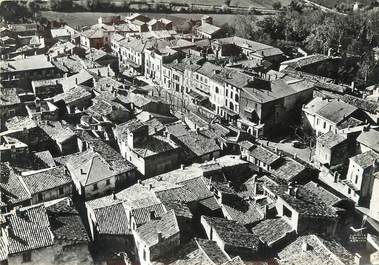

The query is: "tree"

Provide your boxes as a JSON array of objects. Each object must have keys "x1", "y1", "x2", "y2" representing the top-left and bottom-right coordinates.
[
  {"x1": 0, "y1": 1, "x2": 34, "y2": 23},
  {"x1": 272, "y1": 1, "x2": 282, "y2": 10},
  {"x1": 223, "y1": 0, "x2": 231, "y2": 6}
]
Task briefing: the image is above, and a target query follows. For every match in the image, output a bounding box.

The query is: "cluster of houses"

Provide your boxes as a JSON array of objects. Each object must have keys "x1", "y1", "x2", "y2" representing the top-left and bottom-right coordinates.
[{"x1": 1, "y1": 12, "x2": 379, "y2": 265}]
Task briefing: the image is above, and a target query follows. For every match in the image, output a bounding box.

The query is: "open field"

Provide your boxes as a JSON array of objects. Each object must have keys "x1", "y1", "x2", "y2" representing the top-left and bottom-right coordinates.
[
  {"x1": 91, "y1": 0, "x2": 291, "y2": 9},
  {"x1": 41, "y1": 11, "x2": 264, "y2": 27},
  {"x1": 308, "y1": 0, "x2": 374, "y2": 8}
]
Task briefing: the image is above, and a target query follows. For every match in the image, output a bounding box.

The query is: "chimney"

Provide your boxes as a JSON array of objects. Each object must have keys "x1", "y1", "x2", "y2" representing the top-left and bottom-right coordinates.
[
  {"x1": 227, "y1": 181, "x2": 232, "y2": 188},
  {"x1": 333, "y1": 171, "x2": 338, "y2": 183},
  {"x1": 293, "y1": 153, "x2": 297, "y2": 159},
  {"x1": 80, "y1": 168, "x2": 85, "y2": 175},
  {"x1": 354, "y1": 253, "x2": 362, "y2": 265},
  {"x1": 137, "y1": 179, "x2": 142, "y2": 184},
  {"x1": 157, "y1": 231, "x2": 163, "y2": 242},
  {"x1": 302, "y1": 241, "x2": 311, "y2": 251},
  {"x1": 34, "y1": 98, "x2": 41, "y2": 112},
  {"x1": 181, "y1": 164, "x2": 185, "y2": 170},
  {"x1": 10, "y1": 145, "x2": 16, "y2": 159},
  {"x1": 150, "y1": 211, "x2": 156, "y2": 220},
  {"x1": 149, "y1": 183, "x2": 153, "y2": 190},
  {"x1": 112, "y1": 192, "x2": 117, "y2": 200},
  {"x1": 75, "y1": 78, "x2": 78, "y2": 85},
  {"x1": 98, "y1": 69, "x2": 101, "y2": 76},
  {"x1": 67, "y1": 199, "x2": 73, "y2": 207}
]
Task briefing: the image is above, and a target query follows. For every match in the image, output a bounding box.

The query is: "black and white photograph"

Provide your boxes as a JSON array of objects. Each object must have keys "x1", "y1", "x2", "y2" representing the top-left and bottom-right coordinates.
[{"x1": 0, "y1": 0, "x2": 379, "y2": 264}]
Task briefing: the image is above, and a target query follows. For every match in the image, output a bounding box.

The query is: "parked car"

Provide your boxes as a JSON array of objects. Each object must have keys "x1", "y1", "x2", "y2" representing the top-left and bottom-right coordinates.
[{"x1": 292, "y1": 140, "x2": 306, "y2": 149}]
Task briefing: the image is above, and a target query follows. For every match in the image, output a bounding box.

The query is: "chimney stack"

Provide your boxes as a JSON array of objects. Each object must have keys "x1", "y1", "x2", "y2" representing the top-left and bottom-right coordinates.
[
  {"x1": 150, "y1": 211, "x2": 156, "y2": 220},
  {"x1": 157, "y1": 231, "x2": 163, "y2": 242},
  {"x1": 354, "y1": 253, "x2": 362, "y2": 265},
  {"x1": 302, "y1": 241, "x2": 311, "y2": 251}
]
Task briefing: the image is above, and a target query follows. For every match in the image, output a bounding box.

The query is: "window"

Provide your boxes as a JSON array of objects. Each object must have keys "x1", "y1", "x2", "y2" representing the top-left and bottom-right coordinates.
[
  {"x1": 93, "y1": 183, "x2": 98, "y2": 191},
  {"x1": 215, "y1": 87, "x2": 219, "y2": 94},
  {"x1": 229, "y1": 102, "x2": 234, "y2": 111},
  {"x1": 143, "y1": 249, "x2": 146, "y2": 261},
  {"x1": 38, "y1": 193, "x2": 43, "y2": 202},
  {"x1": 316, "y1": 118, "x2": 319, "y2": 125},
  {"x1": 355, "y1": 175, "x2": 358, "y2": 184},
  {"x1": 59, "y1": 187, "x2": 64, "y2": 195},
  {"x1": 106, "y1": 179, "x2": 111, "y2": 186},
  {"x1": 323, "y1": 122, "x2": 326, "y2": 129},
  {"x1": 348, "y1": 188, "x2": 351, "y2": 194},
  {"x1": 22, "y1": 252, "x2": 31, "y2": 263},
  {"x1": 235, "y1": 94, "x2": 239, "y2": 102},
  {"x1": 225, "y1": 89, "x2": 229, "y2": 97}
]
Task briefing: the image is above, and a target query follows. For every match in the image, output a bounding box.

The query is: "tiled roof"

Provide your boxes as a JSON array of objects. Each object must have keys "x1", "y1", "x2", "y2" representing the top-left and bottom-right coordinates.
[
  {"x1": 222, "y1": 195, "x2": 264, "y2": 226},
  {"x1": 177, "y1": 131, "x2": 221, "y2": 157},
  {"x1": 134, "y1": 135, "x2": 178, "y2": 158},
  {"x1": 135, "y1": 210, "x2": 179, "y2": 247},
  {"x1": 131, "y1": 203, "x2": 166, "y2": 226},
  {"x1": 157, "y1": 243, "x2": 210, "y2": 265},
  {"x1": 52, "y1": 55, "x2": 87, "y2": 74},
  {"x1": 0, "y1": 163, "x2": 31, "y2": 207},
  {"x1": 50, "y1": 28, "x2": 71, "y2": 38},
  {"x1": 221, "y1": 257, "x2": 245, "y2": 265},
  {"x1": 303, "y1": 182, "x2": 340, "y2": 206},
  {"x1": 94, "y1": 77, "x2": 125, "y2": 94},
  {"x1": 271, "y1": 157, "x2": 306, "y2": 182},
  {"x1": 251, "y1": 217, "x2": 293, "y2": 246},
  {"x1": 165, "y1": 122, "x2": 190, "y2": 137},
  {"x1": 342, "y1": 94, "x2": 379, "y2": 114},
  {"x1": 53, "y1": 85, "x2": 92, "y2": 105},
  {"x1": 196, "y1": 238, "x2": 230, "y2": 265},
  {"x1": 162, "y1": 200, "x2": 193, "y2": 219},
  {"x1": 5, "y1": 205, "x2": 54, "y2": 254},
  {"x1": 76, "y1": 133, "x2": 135, "y2": 173},
  {"x1": 59, "y1": 70, "x2": 93, "y2": 92},
  {"x1": 214, "y1": 36, "x2": 283, "y2": 57},
  {"x1": 66, "y1": 149, "x2": 118, "y2": 186},
  {"x1": 266, "y1": 185, "x2": 338, "y2": 218},
  {"x1": 281, "y1": 54, "x2": 330, "y2": 69},
  {"x1": 22, "y1": 166, "x2": 72, "y2": 195},
  {"x1": 201, "y1": 216, "x2": 260, "y2": 250},
  {"x1": 197, "y1": 23, "x2": 221, "y2": 35},
  {"x1": 249, "y1": 145, "x2": 280, "y2": 165},
  {"x1": 317, "y1": 131, "x2": 347, "y2": 148},
  {"x1": 144, "y1": 118, "x2": 165, "y2": 135},
  {"x1": 39, "y1": 121, "x2": 76, "y2": 144},
  {"x1": 116, "y1": 183, "x2": 160, "y2": 209},
  {"x1": 350, "y1": 150, "x2": 379, "y2": 169},
  {"x1": 0, "y1": 236, "x2": 8, "y2": 261},
  {"x1": 1, "y1": 55, "x2": 54, "y2": 72},
  {"x1": 0, "y1": 88, "x2": 20, "y2": 106},
  {"x1": 33, "y1": 151, "x2": 56, "y2": 167},
  {"x1": 4, "y1": 116, "x2": 37, "y2": 131},
  {"x1": 357, "y1": 129, "x2": 379, "y2": 153},
  {"x1": 115, "y1": 119, "x2": 145, "y2": 139},
  {"x1": 87, "y1": 97, "x2": 128, "y2": 119},
  {"x1": 277, "y1": 235, "x2": 355, "y2": 265},
  {"x1": 315, "y1": 100, "x2": 357, "y2": 125},
  {"x1": 46, "y1": 197, "x2": 89, "y2": 243},
  {"x1": 93, "y1": 202, "x2": 130, "y2": 235}
]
